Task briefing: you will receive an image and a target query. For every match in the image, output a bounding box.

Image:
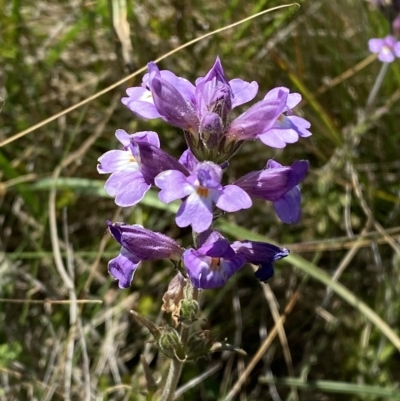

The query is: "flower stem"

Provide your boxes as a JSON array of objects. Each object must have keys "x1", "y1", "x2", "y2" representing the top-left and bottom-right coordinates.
[
  {"x1": 365, "y1": 62, "x2": 389, "y2": 112},
  {"x1": 160, "y1": 326, "x2": 189, "y2": 401}
]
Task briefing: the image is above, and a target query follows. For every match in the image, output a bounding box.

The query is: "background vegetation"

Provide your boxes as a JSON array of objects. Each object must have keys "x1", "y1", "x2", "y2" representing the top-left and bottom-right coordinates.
[{"x1": 1, "y1": 0, "x2": 400, "y2": 400}]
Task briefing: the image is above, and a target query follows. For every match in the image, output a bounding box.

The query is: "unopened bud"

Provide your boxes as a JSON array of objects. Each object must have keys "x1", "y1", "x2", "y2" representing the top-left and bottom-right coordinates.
[
  {"x1": 199, "y1": 112, "x2": 223, "y2": 150},
  {"x1": 186, "y1": 330, "x2": 214, "y2": 360},
  {"x1": 179, "y1": 298, "x2": 200, "y2": 324},
  {"x1": 158, "y1": 326, "x2": 186, "y2": 361}
]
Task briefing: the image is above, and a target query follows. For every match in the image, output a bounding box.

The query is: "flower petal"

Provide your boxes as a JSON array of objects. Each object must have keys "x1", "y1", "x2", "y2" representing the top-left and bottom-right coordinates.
[
  {"x1": 368, "y1": 38, "x2": 384, "y2": 53},
  {"x1": 136, "y1": 141, "x2": 189, "y2": 184},
  {"x1": 273, "y1": 187, "x2": 302, "y2": 224},
  {"x1": 176, "y1": 192, "x2": 213, "y2": 233},
  {"x1": 178, "y1": 149, "x2": 199, "y2": 172},
  {"x1": 229, "y1": 78, "x2": 259, "y2": 108},
  {"x1": 97, "y1": 150, "x2": 139, "y2": 174},
  {"x1": 155, "y1": 170, "x2": 194, "y2": 203},
  {"x1": 108, "y1": 247, "x2": 140, "y2": 289},
  {"x1": 215, "y1": 185, "x2": 252, "y2": 212},
  {"x1": 121, "y1": 87, "x2": 162, "y2": 119},
  {"x1": 115, "y1": 129, "x2": 131, "y2": 147},
  {"x1": 104, "y1": 171, "x2": 150, "y2": 207}
]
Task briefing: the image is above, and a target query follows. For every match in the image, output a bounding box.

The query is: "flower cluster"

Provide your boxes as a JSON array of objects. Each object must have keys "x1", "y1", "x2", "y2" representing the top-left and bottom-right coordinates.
[
  {"x1": 98, "y1": 58, "x2": 311, "y2": 290},
  {"x1": 369, "y1": 1, "x2": 400, "y2": 62}
]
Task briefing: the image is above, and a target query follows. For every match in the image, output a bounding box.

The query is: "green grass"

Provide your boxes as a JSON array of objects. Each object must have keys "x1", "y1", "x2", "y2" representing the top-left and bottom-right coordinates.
[{"x1": 1, "y1": 1, "x2": 400, "y2": 400}]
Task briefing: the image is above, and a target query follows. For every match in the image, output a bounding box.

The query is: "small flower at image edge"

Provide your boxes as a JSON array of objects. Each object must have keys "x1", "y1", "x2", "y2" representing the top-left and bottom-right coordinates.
[
  {"x1": 368, "y1": 35, "x2": 400, "y2": 62},
  {"x1": 107, "y1": 222, "x2": 183, "y2": 288}
]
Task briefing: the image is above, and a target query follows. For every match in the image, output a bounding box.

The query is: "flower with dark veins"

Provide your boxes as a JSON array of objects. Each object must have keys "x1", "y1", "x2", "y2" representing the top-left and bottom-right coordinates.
[
  {"x1": 107, "y1": 222, "x2": 184, "y2": 288},
  {"x1": 183, "y1": 231, "x2": 289, "y2": 289}
]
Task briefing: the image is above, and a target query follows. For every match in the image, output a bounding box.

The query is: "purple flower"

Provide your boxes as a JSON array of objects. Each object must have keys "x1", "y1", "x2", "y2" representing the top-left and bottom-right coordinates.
[
  {"x1": 183, "y1": 231, "x2": 289, "y2": 289},
  {"x1": 257, "y1": 87, "x2": 312, "y2": 148},
  {"x1": 122, "y1": 59, "x2": 312, "y2": 158},
  {"x1": 155, "y1": 161, "x2": 252, "y2": 233},
  {"x1": 368, "y1": 35, "x2": 400, "y2": 62},
  {"x1": 231, "y1": 240, "x2": 290, "y2": 282},
  {"x1": 97, "y1": 130, "x2": 160, "y2": 207},
  {"x1": 394, "y1": 14, "x2": 400, "y2": 35},
  {"x1": 234, "y1": 159, "x2": 309, "y2": 224},
  {"x1": 122, "y1": 57, "x2": 258, "y2": 135},
  {"x1": 107, "y1": 221, "x2": 184, "y2": 288},
  {"x1": 224, "y1": 93, "x2": 287, "y2": 143},
  {"x1": 123, "y1": 57, "x2": 304, "y2": 160}
]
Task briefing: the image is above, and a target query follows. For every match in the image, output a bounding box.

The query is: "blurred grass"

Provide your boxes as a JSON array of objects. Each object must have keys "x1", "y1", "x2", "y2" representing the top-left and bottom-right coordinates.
[{"x1": 2, "y1": 0, "x2": 400, "y2": 400}]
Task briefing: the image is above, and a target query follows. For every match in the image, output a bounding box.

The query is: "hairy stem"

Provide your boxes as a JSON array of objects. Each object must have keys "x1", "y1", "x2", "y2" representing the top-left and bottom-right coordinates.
[{"x1": 160, "y1": 326, "x2": 190, "y2": 401}]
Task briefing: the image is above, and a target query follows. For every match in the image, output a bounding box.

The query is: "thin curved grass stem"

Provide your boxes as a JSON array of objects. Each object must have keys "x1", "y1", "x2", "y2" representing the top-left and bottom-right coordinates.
[{"x1": 366, "y1": 62, "x2": 389, "y2": 112}]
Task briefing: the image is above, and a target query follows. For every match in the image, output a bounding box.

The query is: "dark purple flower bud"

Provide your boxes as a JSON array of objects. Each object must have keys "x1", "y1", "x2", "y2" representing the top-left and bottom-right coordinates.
[
  {"x1": 234, "y1": 160, "x2": 308, "y2": 200},
  {"x1": 234, "y1": 159, "x2": 308, "y2": 224},
  {"x1": 199, "y1": 112, "x2": 224, "y2": 149},
  {"x1": 122, "y1": 63, "x2": 197, "y2": 132},
  {"x1": 148, "y1": 63, "x2": 199, "y2": 133},
  {"x1": 107, "y1": 222, "x2": 184, "y2": 288},
  {"x1": 108, "y1": 222, "x2": 183, "y2": 261},
  {"x1": 231, "y1": 240, "x2": 289, "y2": 282}
]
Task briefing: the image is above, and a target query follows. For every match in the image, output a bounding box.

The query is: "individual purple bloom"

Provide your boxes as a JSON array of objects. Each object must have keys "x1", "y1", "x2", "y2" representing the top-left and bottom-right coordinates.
[
  {"x1": 231, "y1": 240, "x2": 290, "y2": 282},
  {"x1": 183, "y1": 231, "x2": 246, "y2": 289},
  {"x1": 107, "y1": 221, "x2": 184, "y2": 288},
  {"x1": 155, "y1": 161, "x2": 252, "y2": 233},
  {"x1": 183, "y1": 231, "x2": 289, "y2": 289},
  {"x1": 121, "y1": 65, "x2": 196, "y2": 124},
  {"x1": 256, "y1": 87, "x2": 312, "y2": 148},
  {"x1": 97, "y1": 130, "x2": 160, "y2": 207},
  {"x1": 234, "y1": 160, "x2": 309, "y2": 224},
  {"x1": 224, "y1": 94, "x2": 287, "y2": 143},
  {"x1": 368, "y1": 35, "x2": 400, "y2": 62}
]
